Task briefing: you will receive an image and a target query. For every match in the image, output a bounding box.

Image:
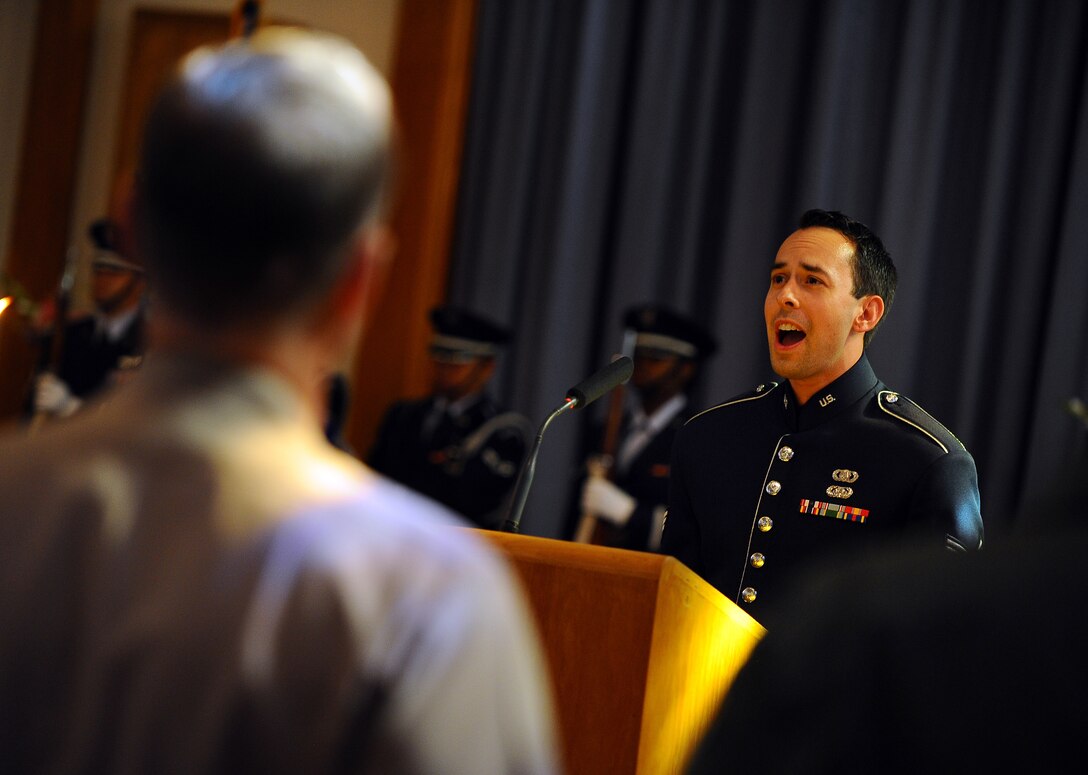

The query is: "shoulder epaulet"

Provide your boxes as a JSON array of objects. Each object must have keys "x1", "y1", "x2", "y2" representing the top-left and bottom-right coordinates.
[
  {"x1": 877, "y1": 390, "x2": 967, "y2": 453},
  {"x1": 685, "y1": 381, "x2": 780, "y2": 425}
]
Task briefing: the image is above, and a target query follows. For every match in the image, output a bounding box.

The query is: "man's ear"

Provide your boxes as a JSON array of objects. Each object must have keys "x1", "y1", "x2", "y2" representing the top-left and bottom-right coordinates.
[
  {"x1": 854, "y1": 294, "x2": 885, "y2": 333},
  {"x1": 322, "y1": 225, "x2": 396, "y2": 358},
  {"x1": 355, "y1": 225, "x2": 396, "y2": 329}
]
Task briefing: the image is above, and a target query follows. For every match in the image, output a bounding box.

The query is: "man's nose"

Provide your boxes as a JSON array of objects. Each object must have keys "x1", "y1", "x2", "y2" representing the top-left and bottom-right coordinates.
[{"x1": 776, "y1": 281, "x2": 799, "y2": 308}]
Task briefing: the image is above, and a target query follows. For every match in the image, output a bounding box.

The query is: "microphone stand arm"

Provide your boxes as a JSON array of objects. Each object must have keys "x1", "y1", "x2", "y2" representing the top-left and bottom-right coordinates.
[
  {"x1": 500, "y1": 356, "x2": 632, "y2": 533},
  {"x1": 501, "y1": 397, "x2": 577, "y2": 533}
]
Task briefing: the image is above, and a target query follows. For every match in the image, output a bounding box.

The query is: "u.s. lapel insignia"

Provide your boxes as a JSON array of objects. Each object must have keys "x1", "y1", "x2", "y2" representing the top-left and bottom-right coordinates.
[{"x1": 832, "y1": 469, "x2": 859, "y2": 483}]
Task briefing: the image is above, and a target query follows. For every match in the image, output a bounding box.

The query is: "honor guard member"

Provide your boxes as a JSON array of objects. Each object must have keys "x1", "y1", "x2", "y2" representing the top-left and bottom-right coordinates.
[
  {"x1": 577, "y1": 304, "x2": 717, "y2": 551},
  {"x1": 662, "y1": 209, "x2": 983, "y2": 627},
  {"x1": 368, "y1": 306, "x2": 532, "y2": 529},
  {"x1": 28, "y1": 217, "x2": 147, "y2": 420}
]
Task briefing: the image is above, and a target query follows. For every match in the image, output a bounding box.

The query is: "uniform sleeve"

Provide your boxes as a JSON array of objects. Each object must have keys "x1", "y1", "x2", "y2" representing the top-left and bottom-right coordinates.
[
  {"x1": 441, "y1": 427, "x2": 526, "y2": 526},
  {"x1": 879, "y1": 392, "x2": 984, "y2": 552},
  {"x1": 626, "y1": 500, "x2": 658, "y2": 551},
  {"x1": 910, "y1": 450, "x2": 984, "y2": 552},
  {"x1": 661, "y1": 427, "x2": 703, "y2": 574}
]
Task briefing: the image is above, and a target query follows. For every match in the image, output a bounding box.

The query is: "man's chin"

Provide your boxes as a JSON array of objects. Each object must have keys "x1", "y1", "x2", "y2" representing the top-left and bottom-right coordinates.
[
  {"x1": 770, "y1": 350, "x2": 796, "y2": 378},
  {"x1": 768, "y1": 353, "x2": 805, "y2": 381}
]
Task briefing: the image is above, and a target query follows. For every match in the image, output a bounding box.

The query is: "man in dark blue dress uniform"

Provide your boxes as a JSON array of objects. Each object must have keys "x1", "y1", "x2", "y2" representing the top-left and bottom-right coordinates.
[
  {"x1": 662, "y1": 209, "x2": 983, "y2": 627},
  {"x1": 574, "y1": 305, "x2": 717, "y2": 551},
  {"x1": 368, "y1": 307, "x2": 531, "y2": 529},
  {"x1": 686, "y1": 459, "x2": 1085, "y2": 773},
  {"x1": 28, "y1": 217, "x2": 147, "y2": 420}
]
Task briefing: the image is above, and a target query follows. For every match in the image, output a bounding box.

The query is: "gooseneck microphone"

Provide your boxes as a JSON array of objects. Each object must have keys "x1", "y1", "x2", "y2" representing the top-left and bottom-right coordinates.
[
  {"x1": 565, "y1": 356, "x2": 635, "y2": 410},
  {"x1": 501, "y1": 357, "x2": 633, "y2": 533}
]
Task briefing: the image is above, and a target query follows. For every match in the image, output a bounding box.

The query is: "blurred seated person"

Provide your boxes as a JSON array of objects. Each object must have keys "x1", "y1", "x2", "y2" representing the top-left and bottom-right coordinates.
[
  {"x1": 28, "y1": 217, "x2": 147, "y2": 420},
  {"x1": 368, "y1": 306, "x2": 532, "y2": 529},
  {"x1": 574, "y1": 304, "x2": 717, "y2": 550}
]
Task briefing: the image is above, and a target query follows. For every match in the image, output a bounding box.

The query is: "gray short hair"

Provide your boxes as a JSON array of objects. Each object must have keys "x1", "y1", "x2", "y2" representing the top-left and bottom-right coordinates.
[{"x1": 135, "y1": 28, "x2": 394, "y2": 327}]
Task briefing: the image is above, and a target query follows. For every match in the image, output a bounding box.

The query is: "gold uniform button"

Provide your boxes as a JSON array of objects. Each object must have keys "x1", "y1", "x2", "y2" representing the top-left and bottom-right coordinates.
[
  {"x1": 750, "y1": 552, "x2": 765, "y2": 568},
  {"x1": 766, "y1": 480, "x2": 782, "y2": 495},
  {"x1": 757, "y1": 516, "x2": 773, "y2": 532},
  {"x1": 778, "y1": 446, "x2": 794, "y2": 461},
  {"x1": 741, "y1": 587, "x2": 757, "y2": 604}
]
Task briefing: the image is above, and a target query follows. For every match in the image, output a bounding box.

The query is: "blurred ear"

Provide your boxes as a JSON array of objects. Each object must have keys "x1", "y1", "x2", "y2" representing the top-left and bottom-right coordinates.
[{"x1": 322, "y1": 225, "x2": 396, "y2": 361}]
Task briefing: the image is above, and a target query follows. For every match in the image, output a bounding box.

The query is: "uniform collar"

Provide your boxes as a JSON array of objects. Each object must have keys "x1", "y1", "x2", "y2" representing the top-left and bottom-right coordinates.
[
  {"x1": 630, "y1": 393, "x2": 688, "y2": 436},
  {"x1": 433, "y1": 391, "x2": 488, "y2": 420},
  {"x1": 781, "y1": 354, "x2": 879, "y2": 431},
  {"x1": 95, "y1": 306, "x2": 140, "y2": 342}
]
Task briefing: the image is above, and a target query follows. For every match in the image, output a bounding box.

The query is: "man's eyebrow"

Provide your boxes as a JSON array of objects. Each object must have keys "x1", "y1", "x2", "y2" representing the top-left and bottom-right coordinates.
[{"x1": 769, "y1": 261, "x2": 830, "y2": 276}]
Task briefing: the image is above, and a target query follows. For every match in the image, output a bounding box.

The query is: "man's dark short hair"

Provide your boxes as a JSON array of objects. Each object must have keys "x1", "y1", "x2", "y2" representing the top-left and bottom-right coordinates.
[{"x1": 799, "y1": 209, "x2": 897, "y2": 347}]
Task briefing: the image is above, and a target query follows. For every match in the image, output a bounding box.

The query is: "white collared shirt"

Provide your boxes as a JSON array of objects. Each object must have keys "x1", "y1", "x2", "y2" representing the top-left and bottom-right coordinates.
[
  {"x1": 616, "y1": 393, "x2": 688, "y2": 474},
  {"x1": 95, "y1": 306, "x2": 140, "y2": 343}
]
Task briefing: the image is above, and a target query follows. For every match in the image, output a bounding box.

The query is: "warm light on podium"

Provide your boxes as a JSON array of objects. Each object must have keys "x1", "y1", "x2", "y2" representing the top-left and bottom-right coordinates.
[{"x1": 480, "y1": 530, "x2": 765, "y2": 775}]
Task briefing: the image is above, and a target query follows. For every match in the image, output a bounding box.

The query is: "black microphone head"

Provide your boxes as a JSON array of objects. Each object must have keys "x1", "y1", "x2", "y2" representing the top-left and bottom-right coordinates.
[{"x1": 566, "y1": 356, "x2": 633, "y2": 409}]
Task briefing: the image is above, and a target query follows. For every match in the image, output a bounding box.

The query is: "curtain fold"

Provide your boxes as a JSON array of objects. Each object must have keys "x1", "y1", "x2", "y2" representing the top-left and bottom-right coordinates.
[{"x1": 448, "y1": 0, "x2": 1088, "y2": 540}]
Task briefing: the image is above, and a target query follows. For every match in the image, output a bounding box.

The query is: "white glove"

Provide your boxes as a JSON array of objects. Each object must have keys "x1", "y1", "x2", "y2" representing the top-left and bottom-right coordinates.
[
  {"x1": 581, "y1": 476, "x2": 636, "y2": 527},
  {"x1": 34, "y1": 373, "x2": 82, "y2": 418}
]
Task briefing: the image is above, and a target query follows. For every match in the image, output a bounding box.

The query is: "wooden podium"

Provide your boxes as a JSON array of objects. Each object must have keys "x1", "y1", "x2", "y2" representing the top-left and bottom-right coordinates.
[{"x1": 483, "y1": 531, "x2": 765, "y2": 775}]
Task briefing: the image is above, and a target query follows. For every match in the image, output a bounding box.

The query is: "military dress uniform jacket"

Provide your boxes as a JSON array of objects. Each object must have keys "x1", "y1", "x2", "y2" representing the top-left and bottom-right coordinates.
[
  {"x1": 368, "y1": 394, "x2": 531, "y2": 529},
  {"x1": 662, "y1": 355, "x2": 983, "y2": 625}
]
